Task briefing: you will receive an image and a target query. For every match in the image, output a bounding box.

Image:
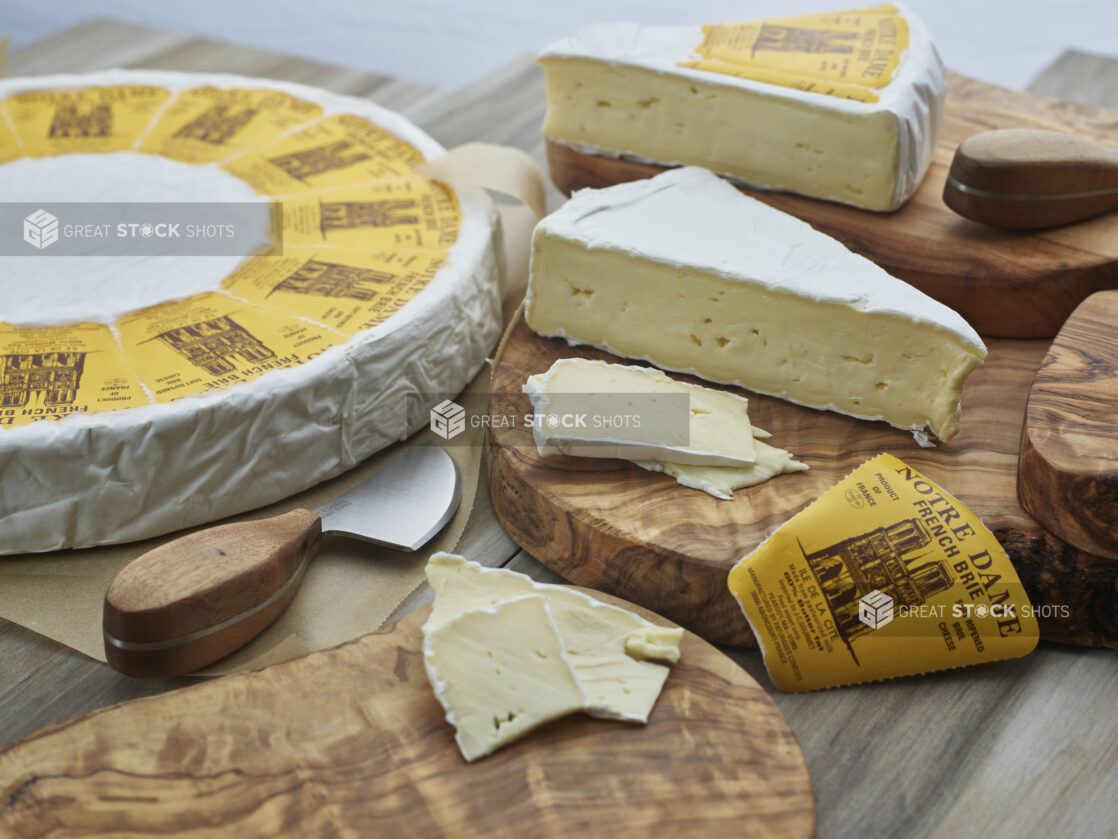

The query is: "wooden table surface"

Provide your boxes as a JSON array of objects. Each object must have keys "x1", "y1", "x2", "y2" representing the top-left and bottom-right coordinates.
[{"x1": 1, "y1": 20, "x2": 1115, "y2": 839}]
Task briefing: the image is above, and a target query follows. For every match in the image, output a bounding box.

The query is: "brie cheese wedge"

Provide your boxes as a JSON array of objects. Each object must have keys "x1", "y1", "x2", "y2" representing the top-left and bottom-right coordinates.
[
  {"x1": 523, "y1": 358, "x2": 756, "y2": 466},
  {"x1": 525, "y1": 166, "x2": 986, "y2": 442},
  {"x1": 539, "y1": 4, "x2": 945, "y2": 211}
]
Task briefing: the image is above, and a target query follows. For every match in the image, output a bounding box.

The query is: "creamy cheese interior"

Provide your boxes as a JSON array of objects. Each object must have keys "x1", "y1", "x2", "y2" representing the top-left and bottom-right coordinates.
[
  {"x1": 541, "y1": 56, "x2": 900, "y2": 210},
  {"x1": 525, "y1": 168, "x2": 985, "y2": 442},
  {"x1": 423, "y1": 594, "x2": 587, "y2": 762}
]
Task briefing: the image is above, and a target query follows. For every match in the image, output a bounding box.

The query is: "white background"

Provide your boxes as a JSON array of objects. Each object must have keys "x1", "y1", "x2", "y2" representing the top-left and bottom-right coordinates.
[{"x1": 2, "y1": 1, "x2": 1116, "y2": 90}]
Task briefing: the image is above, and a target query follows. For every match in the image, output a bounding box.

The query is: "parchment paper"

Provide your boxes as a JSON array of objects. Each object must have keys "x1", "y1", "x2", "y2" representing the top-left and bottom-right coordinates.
[{"x1": 0, "y1": 141, "x2": 543, "y2": 675}]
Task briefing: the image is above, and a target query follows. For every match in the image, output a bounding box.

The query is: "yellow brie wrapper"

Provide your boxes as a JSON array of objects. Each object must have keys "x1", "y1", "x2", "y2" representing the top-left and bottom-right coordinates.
[
  {"x1": 0, "y1": 322, "x2": 149, "y2": 428},
  {"x1": 222, "y1": 114, "x2": 425, "y2": 195},
  {"x1": 680, "y1": 5, "x2": 908, "y2": 103},
  {"x1": 222, "y1": 248, "x2": 446, "y2": 335},
  {"x1": 728, "y1": 454, "x2": 1038, "y2": 692},
  {"x1": 116, "y1": 291, "x2": 345, "y2": 403},
  {"x1": 5, "y1": 85, "x2": 171, "y2": 155},
  {"x1": 138, "y1": 86, "x2": 323, "y2": 164},
  {"x1": 274, "y1": 177, "x2": 460, "y2": 250}
]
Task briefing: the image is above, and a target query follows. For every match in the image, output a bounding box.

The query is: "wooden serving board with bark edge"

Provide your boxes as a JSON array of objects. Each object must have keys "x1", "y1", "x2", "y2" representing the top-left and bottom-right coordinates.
[
  {"x1": 0, "y1": 589, "x2": 814, "y2": 839},
  {"x1": 486, "y1": 301, "x2": 1118, "y2": 651},
  {"x1": 546, "y1": 71, "x2": 1118, "y2": 340}
]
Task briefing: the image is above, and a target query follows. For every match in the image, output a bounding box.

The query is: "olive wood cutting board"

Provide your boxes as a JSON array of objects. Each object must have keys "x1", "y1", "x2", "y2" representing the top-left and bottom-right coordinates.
[
  {"x1": 546, "y1": 72, "x2": 1118, "y2": 339},
  {"x1": 0, "y1": 590, "x2": 814, "y2": 839},
  {"x1": 486, "y1": 303, "x2": 1118, "y2": 651}
]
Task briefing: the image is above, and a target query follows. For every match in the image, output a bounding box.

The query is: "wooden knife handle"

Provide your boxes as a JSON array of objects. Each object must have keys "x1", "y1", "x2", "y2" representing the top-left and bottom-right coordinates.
[
  {"x1": 103, "y1": 508, "x2": 322, "y2": 678},
  {"x1": 943, "y1": 128, "x2": 1118, "y2": 229}
]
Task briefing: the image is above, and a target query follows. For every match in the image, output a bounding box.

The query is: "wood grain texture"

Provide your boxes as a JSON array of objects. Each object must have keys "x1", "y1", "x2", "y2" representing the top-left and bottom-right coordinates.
[
  {"x1": 546, "y1": 71, "x2": 1118, "y2": 339},
  {"x1": 103, "y1": 509, "x2": 321, "y2": 678},
  {"x1": 487, "y1": 313, "x2": 1118, "y2": 650},
  {"x1": 2, "y1": 25, "x2": 1117, "y2": 839},
  {"x1": 0, "y1": 592, "x2": 814, "y2": 839},
  {"x1": 1019, "y1": 291, "x2": 1118, "y2": 560}
]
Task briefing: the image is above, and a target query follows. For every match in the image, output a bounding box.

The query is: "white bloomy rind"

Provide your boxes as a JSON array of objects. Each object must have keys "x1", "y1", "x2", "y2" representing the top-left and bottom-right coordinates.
[{"x1": 525, "y1": 166, "x2": 986, "y2": 441}]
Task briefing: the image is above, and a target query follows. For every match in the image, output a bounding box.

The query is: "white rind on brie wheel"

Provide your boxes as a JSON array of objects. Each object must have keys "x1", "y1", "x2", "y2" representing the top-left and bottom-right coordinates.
[{"x1": 0, "y1": 69, "x2": 501, "y2": 554}]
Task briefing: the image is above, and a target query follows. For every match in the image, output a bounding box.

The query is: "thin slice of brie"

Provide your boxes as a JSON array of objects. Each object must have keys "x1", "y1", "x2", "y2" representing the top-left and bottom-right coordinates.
[
  {"x1": 524, "y1": 358, "x2": 755, "y2": 466},
  {"x1": 525, "y1": 167, "x2": 986, "y2": 443},
  {"x1": 424, "y1": 553, "x2": 683, "y2": 723},
  {"x1": 638, "y1": 438, "x2": 808, "y2": 500},
  {"x1": 422, "y1": 594, "x2": 587, "y2": 762}
]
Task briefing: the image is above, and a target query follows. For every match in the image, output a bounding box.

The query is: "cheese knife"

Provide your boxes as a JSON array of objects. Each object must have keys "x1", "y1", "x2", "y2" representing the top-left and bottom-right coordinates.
[
  {"x1": 943, "y1": 127, "x2": 1118, "y2": 229},
  {"x1": 103, "y1": 444, "x2": 461, "y2": 678}
]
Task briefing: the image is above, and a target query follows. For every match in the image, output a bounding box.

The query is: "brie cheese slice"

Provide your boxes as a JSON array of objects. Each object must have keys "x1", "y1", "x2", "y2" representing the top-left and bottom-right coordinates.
[
  {"x1": 422, "y1": 594, "x2": 588, "y2": 762},
  {"x1": 525, "y1": 166, "x2": 986, "y2": 442},
  {"x1": 424, "y1": 553, "x2": 683, "y2": 723},
  {"x1": 524, "y1": 358, "x2": 756, "y2": 466},
  {"x1": 638, "y1": 438, "x2": 809, "y2": 500}
]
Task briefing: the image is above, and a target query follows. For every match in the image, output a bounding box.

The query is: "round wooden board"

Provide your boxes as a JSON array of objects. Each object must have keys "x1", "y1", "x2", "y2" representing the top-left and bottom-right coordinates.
[
  {"x1": 486, "y1": 313, "x2": 1118, "y2": 650},
  {"x1": 0, "y1": 590, "x2": 814, "y2": 839},
  {"x1": 546, "y1": 71, "x2": 1118, "y2": 339}
]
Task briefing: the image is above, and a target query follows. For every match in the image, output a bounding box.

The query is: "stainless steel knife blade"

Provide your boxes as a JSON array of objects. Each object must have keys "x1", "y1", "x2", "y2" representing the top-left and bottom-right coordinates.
[{"x1": 315, "y1": 443, "x2": 461, "y2": 550}]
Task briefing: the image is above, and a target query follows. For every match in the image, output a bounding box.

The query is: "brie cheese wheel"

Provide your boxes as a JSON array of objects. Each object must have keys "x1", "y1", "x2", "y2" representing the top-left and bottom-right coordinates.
[
  {"x1": 423, "y1": 594, "x2": 589, "y2": 762},
  {"x1": 424, "y1": 553, "x2": 683, "y2": 724},
  {"x1": 539, "y1": 3, "x2": 944, "y2": 211},
  {"x1": 525, "y1": 166, "x2": 986, "y2": 443},
  {"x1": 523, "y1": 358, "x2": 756, "y2": 466},
  {"x1": 0, "y1": 70, "x2": 501, "y2": 553}
]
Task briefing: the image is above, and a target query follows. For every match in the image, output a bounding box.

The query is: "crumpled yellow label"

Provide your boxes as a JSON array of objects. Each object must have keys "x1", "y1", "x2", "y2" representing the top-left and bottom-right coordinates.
[
  {"x1": 222, "y1": 114, "x2": 425, "y2": 195},
  {"x1": 115, "y1": 291, "x2": 345, "y2": 403},
  {"x1": 679, "y1": 4, "x2": 908, "y2": 103},
  {"x1": 137, "y1": 86, "x2": 323, "y2": 164},
  {"x1": 728, "y1": 454, "x2": 1039, "y2": 692},
  {"x1": 4, "y1": 85, "x2": 171, "y2": 155},
  {"x1": 222, "y1": 248, "x2": 446, "y2": 335},
  {"x1": 0, "y1": 322, "x2": 148, "y2": 428}
]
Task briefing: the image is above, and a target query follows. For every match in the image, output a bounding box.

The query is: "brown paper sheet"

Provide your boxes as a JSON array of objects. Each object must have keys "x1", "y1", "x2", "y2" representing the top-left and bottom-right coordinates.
[{"x1": 0, "y1": 141, "x2": 543, "y2": 676}]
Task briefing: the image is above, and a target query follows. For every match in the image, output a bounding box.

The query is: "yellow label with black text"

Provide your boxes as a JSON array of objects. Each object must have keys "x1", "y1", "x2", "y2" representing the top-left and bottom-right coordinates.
[
  {"x1": 222, "y1": 248, "x2": 444, "y2": 337},
  {"x1": 728, "y1": 454, "x2": 1038, "y2": 692},
  {"x1": 223, "y1": 248, "x2": 446, "y2": 335},
  {"x1": 680, "y1": 5, "x2": 908, "y2": 103},
  {"x1": 0, "y1": 322, "x2": 148, "y2": 428},
  {"x1": 116, "y1": 292, "x2": 345, "y2": 402},
  {"x1": 222, "y1": 114, "x2": 425, "y2": 195},
  {"x1": 0, "y1": 103, "x2": 24, "y2": 164},
  {"x1": 5, "y1": 86, "x2": 171, "y2": 155},
  {"x1": 138, "y1": 86, "x2": 323, "y2": 164},
  {"x1": 275, "y1": 177, "x2": 460, "y2": 250}
]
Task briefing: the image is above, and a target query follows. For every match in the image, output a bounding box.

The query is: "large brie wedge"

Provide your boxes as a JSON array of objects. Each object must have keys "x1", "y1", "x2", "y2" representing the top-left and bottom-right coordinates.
[
  {"x1": 525, "y1": 167, "x2": 986, "y2": 443},
  {"x1": 539, "y1": 4, "x2": 944, "y2": 211},
  {"x1": 424, "y1": 553, "x2": 682, "y2": 724},
  {"x1": 523, "y1": 358, "x2": 756, "y2": 466}
]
